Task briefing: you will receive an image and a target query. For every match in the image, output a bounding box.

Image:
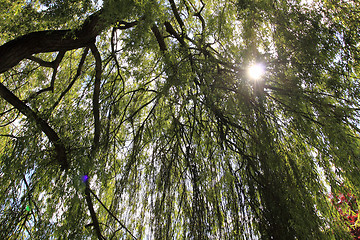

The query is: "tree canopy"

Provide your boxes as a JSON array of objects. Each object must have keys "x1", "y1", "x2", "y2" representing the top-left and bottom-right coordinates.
[{"x1": 0, "y1": 0, "x2": 360, "y2": 239}]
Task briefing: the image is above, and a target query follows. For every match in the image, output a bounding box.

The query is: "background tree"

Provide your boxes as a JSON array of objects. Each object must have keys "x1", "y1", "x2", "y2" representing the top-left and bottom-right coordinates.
[{"x1": 0, "y1": 0, "x2": 359, "y2": 239}]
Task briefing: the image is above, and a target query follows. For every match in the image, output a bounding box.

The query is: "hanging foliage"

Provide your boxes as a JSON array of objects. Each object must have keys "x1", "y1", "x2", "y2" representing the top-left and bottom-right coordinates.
[{"x1": 0, "y1": 0, "x2": 360, "y2": 239}]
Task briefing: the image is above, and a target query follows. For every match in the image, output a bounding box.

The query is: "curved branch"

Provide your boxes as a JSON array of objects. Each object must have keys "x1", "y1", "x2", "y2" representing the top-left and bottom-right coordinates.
[
  {"x1": 26, "y1": 56, "x2": 55, "y2": 68},
  {"x1": 26, "y1": 51, "x2": 66, "y2": 101},
  {"x1": 51, "y1": 47, "x2": 89, "y2": 111},
  {"x1": 0, "y1": 83, "x2": 68, "y2": 169},
  {"x1": 0, "y1": 10, "x2": 104, "y2": 74},
  {"x1": 0, "y1": 10, "x2": 141, "y2": 75},
  {"x1": 49, "y1": 51, "x2": 66, "y2": 92}
]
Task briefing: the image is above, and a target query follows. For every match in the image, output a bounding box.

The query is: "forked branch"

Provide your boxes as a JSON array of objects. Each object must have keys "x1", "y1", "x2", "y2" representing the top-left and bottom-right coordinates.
[
  {"x1": 26, "y1": 51, "x2": 66, "y2": 100},
  {"x1": 84, "y1": 180, "x2": 105, "y2": 240},
  {"x1": 51, "y1": 47, "x2": 89, "y2": 111},
  {"x1": 164, "y1": 21, "x2": 186, "y2": 46},
  {"x1": 0, "y1": 10, "x2": 104, "y2": 74},
  {"x1": 27, "y1": 55, "x2": 55, "y2": 68}
]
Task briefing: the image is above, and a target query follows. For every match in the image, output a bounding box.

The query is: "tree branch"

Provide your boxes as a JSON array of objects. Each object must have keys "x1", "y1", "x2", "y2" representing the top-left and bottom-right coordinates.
[
  {"x1": 164, "y1": 21, "x2": 186, "y2": 46},
  {"x1": 90, "y1": 44, "x2": 102, "y2": 152},
  {"x1": 49, "y1": 51, "x2": 65, "y2": 92},
  {"x1": 151, "y1": 24, "x2": 167, "y2": 52},
  {"x1": 26, "y1": 56, "x2": 55, "y2": 68},
  {"x1": 89, "y1": 189, "x2": 138, "y2": 240},
  {"x1": 0, "y1": 9, "x2": 141, "y2": 75},
  {"x1": 84, "y1": 180, "x2": 105, "y2": 240},
  {"x1": 25, "y1": 51, "x2": 66, "y2": 101},
  {"x1": 0, "y1": 83, "x2": 68, "y2": 169},
  {"x1": 51, "y1": 47, "x2": 89, "y2": 111},
  {"x1": 168, "y1": 0, "x2": 185, "y2": 33},
  {"x1": 0, "y1": 10, "x2": 104, "y2": 74}
]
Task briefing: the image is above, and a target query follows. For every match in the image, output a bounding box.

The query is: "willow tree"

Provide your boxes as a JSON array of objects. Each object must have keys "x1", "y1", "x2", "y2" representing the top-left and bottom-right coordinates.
[{"x1": 0, "y1": 0, "x2": 359, "y2": 239}]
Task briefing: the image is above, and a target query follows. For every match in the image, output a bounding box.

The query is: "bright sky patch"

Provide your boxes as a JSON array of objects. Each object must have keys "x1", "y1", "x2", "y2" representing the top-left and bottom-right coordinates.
[{"x1": 247, "y1": 63, "x2": 266, "y2": 80}]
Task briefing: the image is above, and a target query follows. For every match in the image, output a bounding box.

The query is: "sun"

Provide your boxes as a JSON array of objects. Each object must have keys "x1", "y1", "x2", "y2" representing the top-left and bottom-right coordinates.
[{"x1": 247, "y1": 63, "x2": 266, "y2": 80}]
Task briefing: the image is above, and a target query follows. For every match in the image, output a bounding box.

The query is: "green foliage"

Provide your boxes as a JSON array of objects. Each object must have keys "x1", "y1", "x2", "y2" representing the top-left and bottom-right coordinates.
[{"x1": 1, "y1": 0, "x2": 360, "y2": 239}]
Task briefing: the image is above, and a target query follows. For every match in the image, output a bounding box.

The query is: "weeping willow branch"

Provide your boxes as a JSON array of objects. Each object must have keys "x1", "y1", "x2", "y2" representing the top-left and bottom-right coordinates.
[
  {"x1": 168, "y1": 0, "x2": 185, "y2": 33},
  {"x1": 0, "y1": 82, "x2": 68, "y2": 169},
  {"x1": 26, "y1": 51, "x2": 65, "y2": 100},
  {"x1": 89, "y1": 189, "x2": 138, "y2": 240},
  {"x1": 26, "y1": 55, "x2": 55, "y2": 68},
  {"x1": 85, "y1": 181, "x2": 105, "y2": 240},
  {"x1": 151, "y1": 24, "x2": 167, "y2": 52},
  {"x1": 49, "y1": 51, "x2": 65, "y2": 92},
  {"x1": 0, "y1": 11, "x2": 104, "y2": 74},
  {"x1": 90, "y1": 44, "x2": 102, "y2": 152},
  {"x1": 51, "y1": 47, "x2": 89, "y2": 112},
  {"x1": 164, "y1": 21, "x2": 186, "y2": 46}
]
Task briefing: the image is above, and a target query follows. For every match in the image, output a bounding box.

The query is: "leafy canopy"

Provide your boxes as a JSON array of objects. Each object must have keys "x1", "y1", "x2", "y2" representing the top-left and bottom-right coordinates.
[{"x1": 0, "y1": 0, "x2": 360, "y2": 239}]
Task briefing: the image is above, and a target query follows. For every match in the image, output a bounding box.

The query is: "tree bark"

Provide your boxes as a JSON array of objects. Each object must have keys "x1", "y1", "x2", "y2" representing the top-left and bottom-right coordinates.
[
  {"x1": 85, "y1": 180, "x2": 104, "y2": 240},
  {"x1": 0, "y1": 9, "x2": 138, "y2": 170},
  {"x1": 0, "y1": 82, "x2": 68, "y2": 169},
  {"x1": 0, "y1": 10, "x2": 105, "y2": 74}
]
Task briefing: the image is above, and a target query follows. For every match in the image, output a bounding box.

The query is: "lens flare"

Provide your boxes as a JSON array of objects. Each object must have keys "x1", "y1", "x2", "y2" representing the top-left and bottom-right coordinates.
[
  {"x1": 81, "y1": 175, "x2": 89, "y2": 183},
  {"x1": 247, "y1": 63, "x2": 266, "y2": 80}
]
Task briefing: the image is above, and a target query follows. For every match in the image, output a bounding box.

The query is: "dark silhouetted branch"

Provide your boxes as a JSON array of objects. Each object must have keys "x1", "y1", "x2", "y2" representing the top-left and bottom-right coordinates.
[
  {"x1": 0, "y1": 10, "x2": 103, "y2": 74},
  {"x1": 0, "y1": 82, "x2": 68, "y2": 169},
  {"x1": 51, "y1": 47, "x2": 89, "y2": 111},
  {"x1": 27, "y1": 55, "x2": 55, "y2": 68},
  {"x1": 49, "y1": 51, "x2": 65, "y2": 92},
  {"x1": 169, "y1": 0, "x2": 185, "y2": 32},
  {"x1": 90, "y1": 44, "x2": 102, "y2": 152},
  {"x1": 89, "y1": 189, "x2": 138, "y2": 240},
  {"x1": 164, "y1": 21, "x2": 186, "y2": 46},
  {"x1": 85, "y1": 180, "x2": 105, "y2": 240},
  {"x1": 25, "y1": 51, "x2": 66, "y2": 101},
  {"x1": 151, "y1": 24, "x2": 167, "y2": 52}
]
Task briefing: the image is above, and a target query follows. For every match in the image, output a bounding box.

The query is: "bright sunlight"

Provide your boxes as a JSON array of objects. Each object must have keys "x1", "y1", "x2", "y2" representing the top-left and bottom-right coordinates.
[{"x1": 247, "y1": 63, "x2": 266, "y2": 80}]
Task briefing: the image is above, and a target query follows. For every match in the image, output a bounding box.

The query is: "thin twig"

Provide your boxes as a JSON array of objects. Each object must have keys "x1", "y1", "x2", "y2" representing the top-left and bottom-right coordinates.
[{"x1": 51, "y1": 47, "x2": 89, "y2": 112}]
